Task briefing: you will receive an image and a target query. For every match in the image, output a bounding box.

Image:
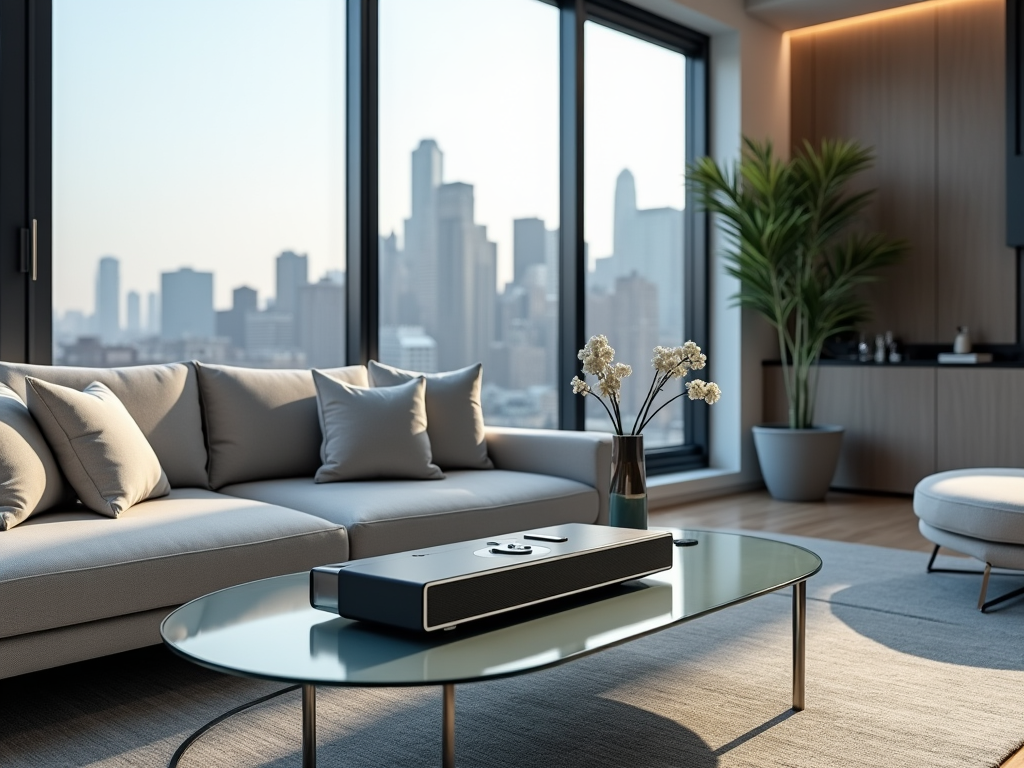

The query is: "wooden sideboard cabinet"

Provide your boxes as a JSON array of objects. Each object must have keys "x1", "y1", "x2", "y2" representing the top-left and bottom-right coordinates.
[
  {"x1": 765, "y1": 364, "x2": 1024, "y2": 493},
  {"x1": 763, "y1": 365, "x2": 936, "y2": 494}
]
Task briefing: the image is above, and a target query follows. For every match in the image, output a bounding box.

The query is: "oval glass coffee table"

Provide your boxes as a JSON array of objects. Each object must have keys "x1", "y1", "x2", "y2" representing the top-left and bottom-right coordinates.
[{"x1": 161, "y1": 529, "x2": 821, "y2": 768}]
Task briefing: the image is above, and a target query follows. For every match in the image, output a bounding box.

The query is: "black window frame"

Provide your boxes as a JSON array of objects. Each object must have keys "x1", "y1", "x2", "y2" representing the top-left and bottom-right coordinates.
[{"x1": 3, "y1": 0, "x2": 709, "y2": 474}]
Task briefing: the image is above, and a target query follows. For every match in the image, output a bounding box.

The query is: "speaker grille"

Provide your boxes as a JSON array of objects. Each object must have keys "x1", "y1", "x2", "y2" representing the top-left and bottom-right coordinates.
[{"x1": 425, "y1": 537, "x2": 671, "y2": 628}]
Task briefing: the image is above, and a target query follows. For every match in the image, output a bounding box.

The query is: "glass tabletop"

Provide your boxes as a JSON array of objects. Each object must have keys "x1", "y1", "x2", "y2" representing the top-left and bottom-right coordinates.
[{"x1": 161, "y1": 529, "x2": 821, "y2": 687}]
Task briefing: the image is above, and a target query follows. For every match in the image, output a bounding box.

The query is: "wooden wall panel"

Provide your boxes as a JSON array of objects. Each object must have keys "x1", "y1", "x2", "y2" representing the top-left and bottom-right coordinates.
[
  {"x1": 789, "y1": 34, "x2": 815, "y2": 155},
  {"x1": 937, "y1": 0, "x2": 1016, "y2": 344},
  {"x1": 790, "y1": 0, "x2": 1012, "y2": 346},
  {"x1": 809, "y1": 10, "x2": 939, "y2": 343},
  {"x1": 763, "y1": 365, "x2": 936, "y2": 493},
  {"x1": 937, "y1": 369, "x2": 1024, "y2": 470}
]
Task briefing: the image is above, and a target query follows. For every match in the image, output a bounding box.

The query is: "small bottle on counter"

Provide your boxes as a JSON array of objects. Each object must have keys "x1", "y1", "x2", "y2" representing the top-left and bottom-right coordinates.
[
  {"x1": 953, "y1": 326, "x2": 971, "y2": 354},
  {"x1": 858, "y1": 334, "x2": 871, "y2": 362},
  {"x1": 874, "y1": 334, "x2": 887, "y2": 363}
]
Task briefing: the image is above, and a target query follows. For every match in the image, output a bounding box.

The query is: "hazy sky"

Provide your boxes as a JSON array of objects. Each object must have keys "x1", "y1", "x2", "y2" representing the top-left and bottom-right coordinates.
[{"x1": 53, "y1": 0, "x2": 685, "y2": 318}]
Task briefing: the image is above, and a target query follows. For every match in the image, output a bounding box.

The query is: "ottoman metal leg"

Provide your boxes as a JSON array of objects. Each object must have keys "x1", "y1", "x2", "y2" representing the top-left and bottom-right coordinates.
[{"x1": 927, "y1": 545, "x2": 1024, "y2": 613}]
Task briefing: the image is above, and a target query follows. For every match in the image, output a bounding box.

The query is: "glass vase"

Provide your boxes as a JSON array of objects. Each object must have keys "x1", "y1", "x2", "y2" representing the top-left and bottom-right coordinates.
[{"x1": 609, "y1": 434, "x2": 647, "y2": 529}]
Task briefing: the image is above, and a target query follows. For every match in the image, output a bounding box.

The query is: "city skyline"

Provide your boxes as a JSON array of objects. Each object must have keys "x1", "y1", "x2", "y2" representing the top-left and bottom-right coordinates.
[
  {"x1": 54, "y1": 0, "x2": 686, "y2": 318},
  {"x1": 55, "y1": 136, "x2": 686, "y2": 443}
]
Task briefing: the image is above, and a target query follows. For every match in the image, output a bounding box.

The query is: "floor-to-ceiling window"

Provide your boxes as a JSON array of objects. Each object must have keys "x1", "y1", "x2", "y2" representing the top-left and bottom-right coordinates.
[
  {"x1": 6, "y1": 0, "x2": 708, "y2": 472},
  {"x1": 377, "y1": 0, "x2": 560, "y2": 429},
  {"x1": 584, "y1": 20, "x2": 688, "y2": 449},
  {"x1": 51, "y1": 0, "x2": 347, "y2": 369}
]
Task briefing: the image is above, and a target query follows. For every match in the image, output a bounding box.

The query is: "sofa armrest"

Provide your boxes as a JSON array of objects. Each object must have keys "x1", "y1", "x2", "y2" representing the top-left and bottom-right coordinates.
[{"x1": 485, "y1": 426, "x2": 613, "y2": 525}]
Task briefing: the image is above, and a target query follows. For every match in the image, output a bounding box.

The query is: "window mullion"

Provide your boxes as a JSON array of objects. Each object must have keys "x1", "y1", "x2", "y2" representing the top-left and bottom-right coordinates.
[
  {"x1": 346, "y1": 0, "x2": 380, "y2": 366},
  {"x1": 558, "y1": 0, "x2": 585, "y2": 431}
]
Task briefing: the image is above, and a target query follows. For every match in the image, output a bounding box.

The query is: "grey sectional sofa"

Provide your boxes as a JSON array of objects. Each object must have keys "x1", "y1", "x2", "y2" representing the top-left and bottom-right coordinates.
[{"x1": 0, "y1": 361, "x2": 612, "y2": 680}]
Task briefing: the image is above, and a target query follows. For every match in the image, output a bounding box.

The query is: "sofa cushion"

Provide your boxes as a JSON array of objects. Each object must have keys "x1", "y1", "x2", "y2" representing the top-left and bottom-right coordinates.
[
  {"x1": 368, "y1": 361, "x2": 493, "y2": 470},
  {"x1": 196, "y1": 363, "x2": 368, "y2": 488},
  {"x1": 0, "y1": 362, "x2": 207, "y2": 489},
  {"x1": 313, "y1": 372, "x2": 443, "y2": 483},
  {"x1": 221, "y1": 470, "x2": 598, "y2": 559},
  {"x1": 25, "y1": 379, "x2": 171, "y2": 517},
  {"x1": 0, "y1": 488, "x2": 348, "y2": 639},
  {"x1": 0, "y1": 384, "x2": 73, "y2": 530}
]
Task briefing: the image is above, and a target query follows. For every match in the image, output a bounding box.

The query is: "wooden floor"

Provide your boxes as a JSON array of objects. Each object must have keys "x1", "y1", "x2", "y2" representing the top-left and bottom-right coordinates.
[
  {"x1": 651, "y1": 489, "x2": 1023, "y2": 767},
  {"x1": 651, "y1": 488, "x2": 932, "y2": 552}
]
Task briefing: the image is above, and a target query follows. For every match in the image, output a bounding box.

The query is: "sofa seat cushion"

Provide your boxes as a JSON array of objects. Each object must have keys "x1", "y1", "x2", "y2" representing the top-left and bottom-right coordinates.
[
  {"x1": 914, "y1": 468, "x2": 1024, "y2": 544},
  {"x1": 221, "y1": 470, "x2": 598, "y2": 559},
  {"x1": 0, "y1": 488, "x2": 348, "y2": 639},
  {"x1": 0, "y1": 362, "x2": 208, "y2": 489}
]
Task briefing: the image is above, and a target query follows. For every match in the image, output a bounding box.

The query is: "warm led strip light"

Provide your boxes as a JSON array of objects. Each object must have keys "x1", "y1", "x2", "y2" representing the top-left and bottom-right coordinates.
[{"x1": 786, "y1": 0, "x2": 995, "y2": 37}]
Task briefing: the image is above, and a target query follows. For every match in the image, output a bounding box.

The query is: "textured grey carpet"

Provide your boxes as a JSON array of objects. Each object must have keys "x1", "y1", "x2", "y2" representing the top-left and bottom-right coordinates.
[{"x1": 2, "y1": 533, "x2": 1023, "y2": 768}]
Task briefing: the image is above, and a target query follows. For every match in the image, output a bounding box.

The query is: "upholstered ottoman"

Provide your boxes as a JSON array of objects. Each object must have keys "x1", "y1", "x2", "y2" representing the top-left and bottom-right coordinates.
[{"x1": 914, "y1": 468, "x2": 1024, "y2": 612}]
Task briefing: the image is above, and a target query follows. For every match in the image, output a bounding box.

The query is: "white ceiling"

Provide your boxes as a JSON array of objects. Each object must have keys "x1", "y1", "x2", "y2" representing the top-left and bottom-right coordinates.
[{"x1": 745, "y1": 0, "x2": 933, "y2": 31}]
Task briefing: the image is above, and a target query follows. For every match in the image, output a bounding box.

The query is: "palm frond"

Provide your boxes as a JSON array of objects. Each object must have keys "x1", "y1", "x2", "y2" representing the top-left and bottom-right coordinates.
[{"x1": 687, "y1": 136, "x2": 907, "y2": 427}]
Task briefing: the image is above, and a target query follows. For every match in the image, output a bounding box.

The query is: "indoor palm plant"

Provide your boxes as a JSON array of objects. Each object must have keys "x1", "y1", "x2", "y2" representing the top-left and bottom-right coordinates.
[{"x1": 688, "y1": 137, "x2": 904, "y2": 500}]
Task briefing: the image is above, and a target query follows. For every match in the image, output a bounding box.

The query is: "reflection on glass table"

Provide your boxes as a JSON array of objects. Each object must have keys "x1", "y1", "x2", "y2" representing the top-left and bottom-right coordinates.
[{"x1": 162, "y1": 529, "x2": 821, "y2": 768}]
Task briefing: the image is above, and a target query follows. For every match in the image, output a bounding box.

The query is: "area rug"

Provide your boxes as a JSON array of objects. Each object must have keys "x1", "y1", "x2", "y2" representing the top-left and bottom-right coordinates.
[{"x1": 1, "y1": 534, "x2": 1022, "y2": 768}]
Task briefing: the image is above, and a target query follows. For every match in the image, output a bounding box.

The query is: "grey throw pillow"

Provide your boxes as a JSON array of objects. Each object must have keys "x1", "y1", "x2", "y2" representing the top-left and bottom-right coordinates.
[
  {"x1": 25, "y1": 378, "x2": 171, "y2": 518},
  {"x1": 313, "y1": 371, "x2": 443, "y2": 483},
  {"x1": 0, "y1": 384, "x2": 74, "y2": 530},
  {"x1": 367, "y1": 361, "x2": 492, "y2": 470},
  {"x1": 196, "y1": 363, "x2": 369, "y2": 488}
]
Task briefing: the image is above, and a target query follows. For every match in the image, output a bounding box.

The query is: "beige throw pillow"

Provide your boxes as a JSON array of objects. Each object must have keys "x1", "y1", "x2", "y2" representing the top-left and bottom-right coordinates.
[
  {"x1": 0, "y1": 384, "x2": 73, "y2": 530},
  {"x1": 25, "y1": 378, "x2": 171, "y2": 518},
  {"x1": 313, "y1": 371, "x2": 443, "y2": 483},
  {"x1": 367, "y1": 361, "x2": 492, "y2": 470}
]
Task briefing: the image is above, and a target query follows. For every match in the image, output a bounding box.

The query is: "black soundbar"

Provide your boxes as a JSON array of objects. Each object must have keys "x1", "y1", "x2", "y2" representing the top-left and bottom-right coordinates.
[{"x1": 310, "y1": 523, "x2": 674, "y2": 632}]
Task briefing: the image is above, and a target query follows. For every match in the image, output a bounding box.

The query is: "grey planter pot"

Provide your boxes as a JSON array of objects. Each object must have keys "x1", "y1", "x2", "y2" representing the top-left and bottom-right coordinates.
[{"x1": 752, "y1": 425, "x2": 844, "y2": 502}]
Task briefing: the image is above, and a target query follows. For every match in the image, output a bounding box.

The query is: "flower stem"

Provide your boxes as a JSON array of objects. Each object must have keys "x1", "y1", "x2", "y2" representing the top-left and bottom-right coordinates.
[
  {"x1": 638, "y1": 390, "x2": 689, "y2": 434},
  {"x1": 632, "y1": 371, "x2": 663, "y2": 435}
]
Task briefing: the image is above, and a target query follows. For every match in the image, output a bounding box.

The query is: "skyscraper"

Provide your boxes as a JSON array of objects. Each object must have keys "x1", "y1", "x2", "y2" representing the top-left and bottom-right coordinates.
[
  {"x1": 299, "y1": 277, "x2": 346, "y2": 368},
  {"x1": 126, "y1": 290, "x2": 141, "y2": 337},
  {"x1": 614, "y1": 169, "x2": 640, "y2": 265},
  {"x1": 637, "y1": 206, "x2": 684, "y2": 337},
  {"x1": 95, "y1": 256, "x2": 120, "y2": 344},
  {"x1": 513, "y1": 218, "x2": 546, "y2": 286},
  {"x1": 161, "y1": 268, "x2": 214, "y2": 340},
  {"x1": 216, "y1": 286, "x2": 257, "y2": 349},
  {"x1": 610, "y1": 272, "x2": 659, "y2": 417},
  {"x1": 436, "y1": 182, "x2": 496, "y2": 371},
  {"x1": 405, "y1": 139, "x2": 442, "y2": 336},
  {"x1": 275, "y1": 251, "x2": 308, "y2": 315},
  {"x1": 592, "y1": 168, "x2": 684, "y2": 341},
  {"x1": 146, "y1": 292, "x2": 160, "y2": 335}
]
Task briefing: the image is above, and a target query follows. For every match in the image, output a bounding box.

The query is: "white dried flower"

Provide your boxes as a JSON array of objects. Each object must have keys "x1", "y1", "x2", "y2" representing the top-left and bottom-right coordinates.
[
  {"x1": 652, "y1": 345, "x2": 681, "y2": 374},
  {"x1": 681, "y1": 341, "x2": 707, "y2": 371},
  {"x1": 571, "y1": 376, "x2": 591, "y2": 396},
  {"x1": 577, "y1": 335, "x2": 615, "y2": 377},
  {"x1": 686, "y1": 379, "x2": 721, "y2": 405},
  {"x1": 597, "y1": 362, "x2": 632, "y2": 399},
  {"x1": 652, "y1": 341, "x2": 706, "y2": 378}
]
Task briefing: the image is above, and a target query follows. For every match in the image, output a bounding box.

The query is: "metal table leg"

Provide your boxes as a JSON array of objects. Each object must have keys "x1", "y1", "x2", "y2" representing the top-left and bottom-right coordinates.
[
  {"x1": 792, "y1": 580, "x2": 806, "y2": 711},
  {"x1": 303, "y1": 684, "x2": 317, "y2": 768},
  {"x1": 443, "y1": 683, "x2": 455, "y2": 768}
]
